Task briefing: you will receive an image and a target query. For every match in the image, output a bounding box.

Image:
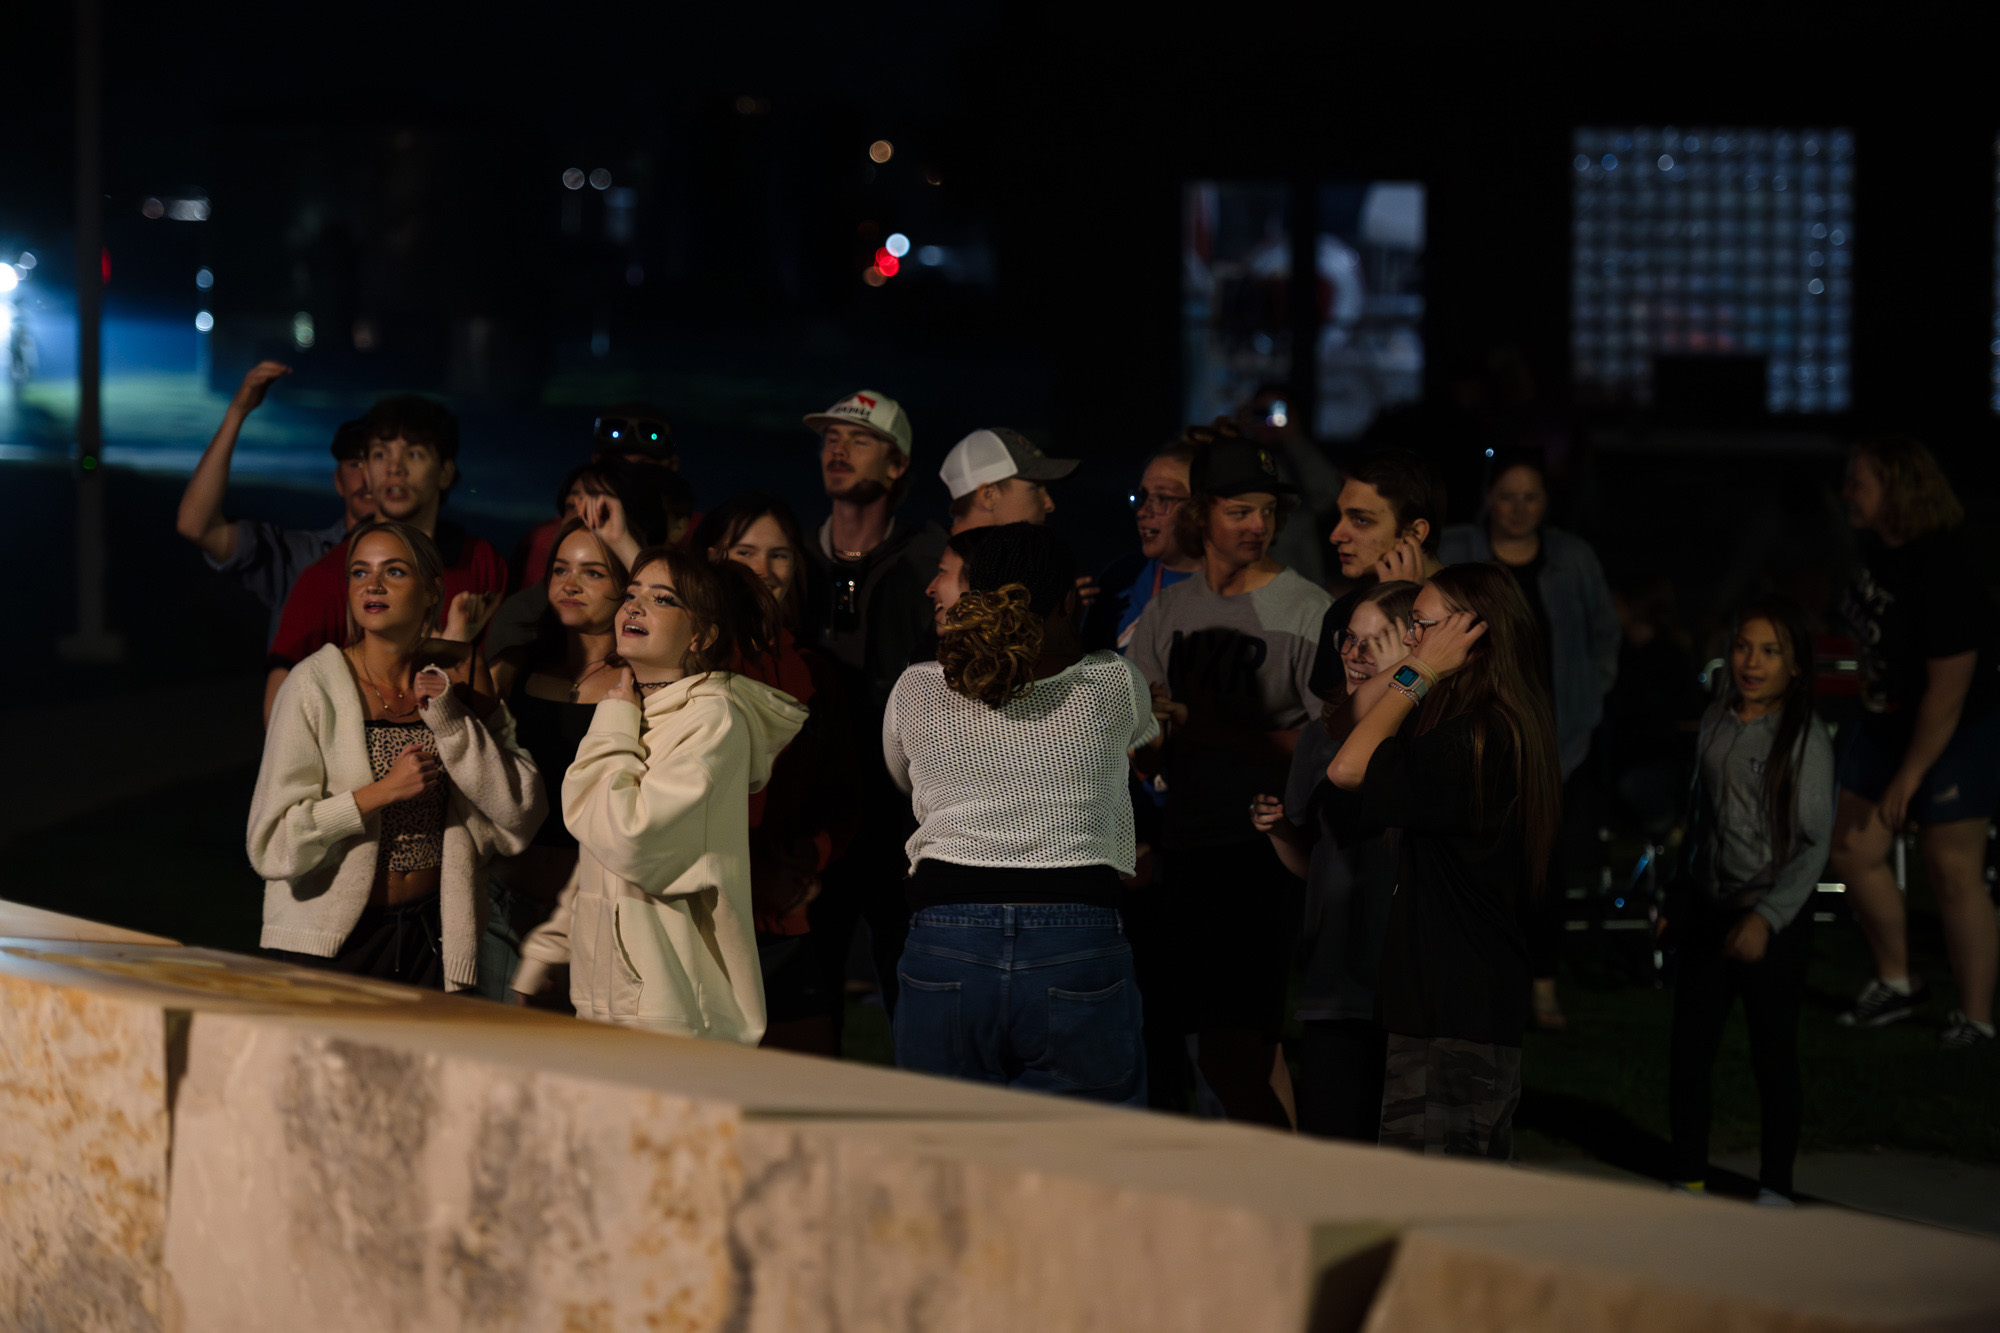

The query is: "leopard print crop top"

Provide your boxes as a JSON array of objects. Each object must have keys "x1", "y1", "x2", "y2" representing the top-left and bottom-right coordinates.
[{"x1": 365, "y1": 719, "x2": 445, "y2": 873}]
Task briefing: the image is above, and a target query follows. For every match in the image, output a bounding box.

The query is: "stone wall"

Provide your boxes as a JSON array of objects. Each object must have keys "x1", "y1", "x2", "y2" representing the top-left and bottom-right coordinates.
[{"x1": 3, "y1": 914, "x2": 1998, "y2": 1332}]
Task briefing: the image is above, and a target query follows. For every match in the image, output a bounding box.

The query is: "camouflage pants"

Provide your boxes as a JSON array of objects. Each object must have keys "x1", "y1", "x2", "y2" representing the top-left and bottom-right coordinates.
[{"x1": 1379, "y1": 1034, "x2": 1522, "y2": 1160}]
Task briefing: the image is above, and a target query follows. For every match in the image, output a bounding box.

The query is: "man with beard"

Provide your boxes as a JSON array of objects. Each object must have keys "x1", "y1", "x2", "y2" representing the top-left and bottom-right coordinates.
[{"x1": 800, "y1": 391, "x2": 946, "y2": 1027}]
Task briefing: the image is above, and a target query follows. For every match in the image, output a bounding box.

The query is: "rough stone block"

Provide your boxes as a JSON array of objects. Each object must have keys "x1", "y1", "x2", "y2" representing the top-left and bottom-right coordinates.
[
  {"x1": 0, "y1": 974, "x2": 175, "y2": 1333},
  {"x1": 1366, "y1": 1209, "x2": 2000, "y2": 1332}
]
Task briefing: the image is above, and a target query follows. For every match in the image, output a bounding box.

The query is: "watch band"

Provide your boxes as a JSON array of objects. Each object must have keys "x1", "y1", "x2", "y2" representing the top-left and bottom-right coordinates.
[{"x1": 1390, "y1": 663, "x2": 1432, "y2": 702}]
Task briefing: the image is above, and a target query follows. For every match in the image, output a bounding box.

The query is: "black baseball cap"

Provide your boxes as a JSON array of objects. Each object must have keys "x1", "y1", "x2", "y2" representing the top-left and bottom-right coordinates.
[{"x1": 1191, "y1": 437, "x2": 1298, "y2": 499}]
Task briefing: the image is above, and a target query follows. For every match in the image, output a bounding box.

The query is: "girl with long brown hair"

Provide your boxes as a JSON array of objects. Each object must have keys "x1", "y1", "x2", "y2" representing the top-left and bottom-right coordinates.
[
  {"x1": 520, "y1": 546, "x2": 807, "y2": 1041},
  {"x1": 1325, "y1": 563, "x2": 1562, "y2": 1158},
  {"x1": 884, "y1": 524, "x2": 1157, "y2": 1103},
  {"x1": 1667, "y1": 594, "x2": 1835, "y2": 1204}
]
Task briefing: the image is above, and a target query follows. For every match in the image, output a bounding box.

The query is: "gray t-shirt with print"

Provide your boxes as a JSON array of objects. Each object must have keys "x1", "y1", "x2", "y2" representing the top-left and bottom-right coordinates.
[{"x1": 1127, "y1": 567, "x2": 1331, "y2": 849}]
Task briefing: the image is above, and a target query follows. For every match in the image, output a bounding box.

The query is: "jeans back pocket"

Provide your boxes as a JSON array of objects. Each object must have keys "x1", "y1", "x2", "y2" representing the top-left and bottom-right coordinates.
[
  {"x1": 1047, "y1": 977, "x2": 1140, "y2": 1092},
  {"x1": 893, "y1": 974, "x2": 966, "y2": 1077}
]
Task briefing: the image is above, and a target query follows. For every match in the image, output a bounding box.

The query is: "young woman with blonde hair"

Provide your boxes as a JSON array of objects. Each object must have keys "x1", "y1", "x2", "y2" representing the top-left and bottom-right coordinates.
[{"x1": 250, "y1": 518, "x2": 546, "y2": 989}]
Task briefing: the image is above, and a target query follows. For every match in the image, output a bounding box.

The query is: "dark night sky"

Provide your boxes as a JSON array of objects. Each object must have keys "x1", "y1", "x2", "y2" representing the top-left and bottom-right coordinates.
[{"x1": 4, "y1": 5, "x2": 1995, "y2": 490}]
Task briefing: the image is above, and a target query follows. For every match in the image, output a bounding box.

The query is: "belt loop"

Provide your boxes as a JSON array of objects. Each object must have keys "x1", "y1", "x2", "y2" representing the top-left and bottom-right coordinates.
[{"x1": 1002, "y1": 904, "x2": 1017, "y2": 938}]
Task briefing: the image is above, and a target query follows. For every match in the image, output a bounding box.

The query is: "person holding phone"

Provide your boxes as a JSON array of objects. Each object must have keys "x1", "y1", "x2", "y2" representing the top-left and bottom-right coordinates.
[
  {"x1": 1324, "y1": 564, "x2": 1562, "y2": 1158},
  {"x1": 250, "y1": 519, "x2": 546, "y2": 990}
]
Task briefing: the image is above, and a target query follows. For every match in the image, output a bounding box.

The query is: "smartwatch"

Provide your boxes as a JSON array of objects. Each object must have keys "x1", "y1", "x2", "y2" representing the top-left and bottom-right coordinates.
[{"x1": 1390, "y1": 663, "x2": 1431, "y2": 702}]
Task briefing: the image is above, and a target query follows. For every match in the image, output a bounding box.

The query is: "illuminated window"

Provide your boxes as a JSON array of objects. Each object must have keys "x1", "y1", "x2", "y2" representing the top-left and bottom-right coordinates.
[
  {"x1": 1183, "y1": 181, "x2": 1426, "y2": 439},
  {"x1": 1571, "y1": 127, "x2": 1853, "y2": 413}
]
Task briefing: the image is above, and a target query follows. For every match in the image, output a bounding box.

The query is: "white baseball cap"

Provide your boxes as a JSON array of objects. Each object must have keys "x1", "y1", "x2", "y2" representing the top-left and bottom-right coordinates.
[
  {"x1": 939, "y1": 427, "x2": 1080, "y2": 500},
  {"x1": 803, "y1": 390, "x2": 913, "y2": 456}
]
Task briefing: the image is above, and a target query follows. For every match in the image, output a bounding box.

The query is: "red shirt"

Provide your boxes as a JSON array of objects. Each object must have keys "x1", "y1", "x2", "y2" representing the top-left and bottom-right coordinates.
[
  {"x1": 735, "y1": 630, "x2": 858, "y2": 936},
  {"x1": 267, "y1": 521, "x2": 510, "y2": 669}
]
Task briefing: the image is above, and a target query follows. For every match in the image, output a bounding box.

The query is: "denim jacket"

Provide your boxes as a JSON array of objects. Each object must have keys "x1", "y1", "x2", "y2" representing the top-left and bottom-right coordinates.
[{"x1": 1438, "y1": 524, "x2": 1620, "y2": 777}]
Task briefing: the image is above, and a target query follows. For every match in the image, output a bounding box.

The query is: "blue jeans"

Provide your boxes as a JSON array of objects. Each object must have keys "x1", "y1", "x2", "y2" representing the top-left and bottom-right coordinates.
[{"x1": 894, "y1": 904, "x2": 1147, "y2": 1106}]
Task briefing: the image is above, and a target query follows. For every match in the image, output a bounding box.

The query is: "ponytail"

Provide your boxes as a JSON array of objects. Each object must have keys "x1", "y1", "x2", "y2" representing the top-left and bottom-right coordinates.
[{"x1": 937, "y1": 583, "x2": 1044, "y2": 709}]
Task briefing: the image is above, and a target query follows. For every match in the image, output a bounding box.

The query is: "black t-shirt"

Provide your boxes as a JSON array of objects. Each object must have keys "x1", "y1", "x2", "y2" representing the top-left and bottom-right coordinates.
[
  {"x1": 1363, "y1": 710, "x2": 1533, "y2": 1047},
  {"x1": 1841, "y1": 529, "x2": 2000, "y2": 724},
  {"x1": 1496, "y1": 542, "x2": 1555, "y2": 693}
]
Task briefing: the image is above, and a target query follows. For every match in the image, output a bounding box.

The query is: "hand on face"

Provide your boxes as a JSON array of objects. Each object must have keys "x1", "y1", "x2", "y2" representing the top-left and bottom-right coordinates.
[
  {"x1": 1371, "y1": 535, "x2": 1428, "y2": 585},
  {"x1": 1408, "y1": 609, "x2": 1486, "y2": 678}
]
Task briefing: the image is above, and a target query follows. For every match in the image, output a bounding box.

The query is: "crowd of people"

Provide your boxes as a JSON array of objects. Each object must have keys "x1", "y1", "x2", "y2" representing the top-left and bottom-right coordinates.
[{"x1": 187, "y1": 360, "x2": 2000, "y2": 1184}]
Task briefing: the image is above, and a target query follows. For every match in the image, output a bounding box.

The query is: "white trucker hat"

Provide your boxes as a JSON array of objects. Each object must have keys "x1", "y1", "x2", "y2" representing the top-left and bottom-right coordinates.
[
  {"x1": 939, "y1": 427, "x2": 1080, "y2": 501},
  {"x1": 802, "y1": 390, "x2": 913, "y2": 456}
]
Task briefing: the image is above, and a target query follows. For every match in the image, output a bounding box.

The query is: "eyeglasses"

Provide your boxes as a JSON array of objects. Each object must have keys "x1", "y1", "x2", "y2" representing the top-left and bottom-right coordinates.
[
  {"x1": 1408, "y1": 613, "x2": 1440, "y2": 635},
  {"x1": 1130, "y1": 489, "x2": 1188, "y2": 515},
  {"x1": 594, "y1": 417, "x2": 672, "y2": 450}
]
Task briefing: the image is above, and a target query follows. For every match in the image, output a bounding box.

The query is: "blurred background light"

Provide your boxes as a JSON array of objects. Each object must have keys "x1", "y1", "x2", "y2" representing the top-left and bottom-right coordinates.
[
  {"x1": 0, "y1": 265, "x2": 17, "y2": 295},
  {"x1": 885, "y1": 233, "x2": 910, "y2": 257},
  {"x1": 863, "y1": 266, "x2": 887, "y2": 287},
  {"x1": 588, "y1": 168, "x2": 612, "y2": 190},
  {"x1": 292, "y1": 312, "x2": 315, "y2": 350},
  {"x1": 141, "y1": 197, "x2": 164, "y2": 219},
  {"x1": 562, "y1": 168, "x2": 586, "y2": 190},
  {"x1": 917, "y1": 245, "x2": 944, "y2": 266},
  {"x1": 194, "y1": 311, "x2": 214, "y2": 332},
  {"x1": 869, "y1": 140, "x2": 894, "y2": 164},
  {"x1": 194, "y1": 267, "x2": 213, "y2": 290}
]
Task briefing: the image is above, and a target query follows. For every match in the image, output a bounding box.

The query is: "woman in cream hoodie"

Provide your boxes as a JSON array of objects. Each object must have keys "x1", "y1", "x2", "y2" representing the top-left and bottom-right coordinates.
[{"x1": 514, "y1": 545, "x2": 806, "y2": 1044}]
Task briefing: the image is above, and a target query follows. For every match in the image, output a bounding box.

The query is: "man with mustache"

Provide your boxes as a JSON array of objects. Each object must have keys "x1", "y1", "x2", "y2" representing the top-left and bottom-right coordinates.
[{"x1": 800, "y1": 390, "x2": 946, "y2": 1026}]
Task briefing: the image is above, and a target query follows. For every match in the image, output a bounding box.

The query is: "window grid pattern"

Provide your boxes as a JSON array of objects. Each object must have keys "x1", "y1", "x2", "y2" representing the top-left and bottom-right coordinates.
[{"x1": 1572, "y1": 126, "x2": 1854, "y2": 413}]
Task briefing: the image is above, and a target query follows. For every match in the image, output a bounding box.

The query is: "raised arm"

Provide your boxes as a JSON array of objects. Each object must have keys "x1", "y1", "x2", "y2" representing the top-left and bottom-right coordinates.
[
  {"x1": 1328, "y1": 612, "x2": 1485, "y2": 790},
  {"x1": 176, "y1": 361, "x2": 291, "y2": 563}
]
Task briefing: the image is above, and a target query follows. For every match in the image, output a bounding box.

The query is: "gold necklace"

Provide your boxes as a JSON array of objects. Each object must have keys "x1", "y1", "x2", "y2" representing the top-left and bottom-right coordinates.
[
  {"x1": 568, "y1": 657, "x2": 614, "y2": 703},
  {"x1": 351, "y1": 648, "x2": 417, "y2": 719}
]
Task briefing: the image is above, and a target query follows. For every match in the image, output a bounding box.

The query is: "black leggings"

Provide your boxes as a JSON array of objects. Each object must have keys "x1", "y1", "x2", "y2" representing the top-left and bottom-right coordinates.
[
  {"x1": 1297, "y1": 1018, "x2": 1387, "y2": 1143},
  {"x1": 1668, "y1": 903, "x2": 1812, "y2": 1194}
]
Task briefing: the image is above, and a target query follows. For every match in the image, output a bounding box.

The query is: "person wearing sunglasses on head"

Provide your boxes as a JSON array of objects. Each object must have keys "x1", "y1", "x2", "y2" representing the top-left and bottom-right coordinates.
[{"x1": 508, "y1": 402, "x2": 689, "y2": 591}]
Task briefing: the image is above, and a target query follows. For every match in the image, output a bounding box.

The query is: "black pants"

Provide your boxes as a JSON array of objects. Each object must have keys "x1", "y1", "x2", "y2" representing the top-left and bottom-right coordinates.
[
  {"x1": 268, "y1": 891, "x2": 446, "y2": 990},
  {"x1": 813, "y1": 816, "x2": 915, "y2": 1024},
  {"x1": 1668, "y1": 903, "x2": 1812, "y2": 1194},
  {"x1": 1297, "y1": 1018, "x2": 1387, "y2": 1143},
  {"x1": 1126, "y1": 837, "x2": 1302, "y2": 1114}
]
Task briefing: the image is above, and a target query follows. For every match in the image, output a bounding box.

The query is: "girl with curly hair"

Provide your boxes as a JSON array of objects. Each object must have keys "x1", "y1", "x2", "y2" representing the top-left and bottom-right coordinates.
[{"x1": 882, "y1": 523, "x2": 1158, "y2": 1103}]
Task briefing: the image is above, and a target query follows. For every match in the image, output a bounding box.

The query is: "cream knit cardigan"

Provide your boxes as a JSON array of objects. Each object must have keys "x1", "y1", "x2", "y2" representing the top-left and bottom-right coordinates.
[{"x1": 248, "y1": 643, "x2": 547, "y2": 989}]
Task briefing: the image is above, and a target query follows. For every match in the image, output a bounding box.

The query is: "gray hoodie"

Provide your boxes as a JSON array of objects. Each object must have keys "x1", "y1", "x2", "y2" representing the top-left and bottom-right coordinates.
[{"x1": 1695, "y1": 700, "x2": 1836, "y2": 933}]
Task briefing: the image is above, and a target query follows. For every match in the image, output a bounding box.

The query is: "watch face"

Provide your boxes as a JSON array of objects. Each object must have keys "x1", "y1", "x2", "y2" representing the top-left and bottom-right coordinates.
[{"x1": 1392, "y1": 664, "x2": 1421, "y2": 688}]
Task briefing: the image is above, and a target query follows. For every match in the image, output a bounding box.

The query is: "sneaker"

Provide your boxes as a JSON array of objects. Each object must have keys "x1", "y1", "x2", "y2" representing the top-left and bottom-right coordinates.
[
  {"x1": 1835, "y1": 978, "x2": 1927, "y2": 1028},
  {"x1": 1755, "y1": 1188, "x2": 1796, "y2": 1208},
  {"x1": 1940, "y1": 1010, "x2": 1997, "y2": 1052}
]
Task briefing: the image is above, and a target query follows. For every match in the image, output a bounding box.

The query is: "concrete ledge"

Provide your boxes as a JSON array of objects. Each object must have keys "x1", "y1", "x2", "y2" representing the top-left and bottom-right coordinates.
[{"x1": 3, "y1": 913, "x2": 1999, "y2": 1331}]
